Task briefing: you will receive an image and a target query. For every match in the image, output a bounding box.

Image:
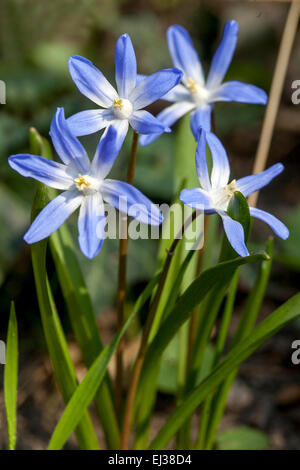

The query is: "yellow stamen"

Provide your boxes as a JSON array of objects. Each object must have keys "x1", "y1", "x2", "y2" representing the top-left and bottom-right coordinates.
[
  {"x1": 186, "y1": 77, "x2": 199, "y2": 93},
  {"x1": 225, "y1": 179, "x2": 237, "y2": 197},
  {"x1": 74, "y1": 174, "x2": 90, "y2": 191},
  {"x1": 113, "y1": 98, "x2": 123, "y2": 109}
]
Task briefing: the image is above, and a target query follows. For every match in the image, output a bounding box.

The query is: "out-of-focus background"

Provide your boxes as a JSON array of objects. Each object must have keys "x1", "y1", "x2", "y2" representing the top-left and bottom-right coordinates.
[{"x1": 0, "y1": 0, "x2": 300, "y2": 449}]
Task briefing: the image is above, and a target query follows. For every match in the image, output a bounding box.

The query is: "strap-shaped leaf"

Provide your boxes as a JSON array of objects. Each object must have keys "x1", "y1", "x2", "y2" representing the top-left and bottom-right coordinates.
[
  {"x1": 30, "y1": 127, "x2": 119, "y2": 448},
  {"x1": 48, "y1": 272, "x2": 161, "y2": 450},
  {"x1": 136, "y1": 252, "x2": 268, "y2": 411},
  {"x1": 149, "y1": 291, "x2": 300, "y2": 449},
  {"x1": 4, "y1": 302, "x2": 18, "y2": 450}
]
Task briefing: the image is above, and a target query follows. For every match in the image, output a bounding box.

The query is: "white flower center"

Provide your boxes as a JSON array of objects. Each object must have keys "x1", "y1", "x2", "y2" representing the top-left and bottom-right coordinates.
[
  {"x1": 210, "y1": 180, "x2": 237, "y2": 211},
  {"x1": 112, "y1": 97, "x2": 133, "y2": 119},
  {"x1": 186, "y1": 77, "x2": 210, "y2": 105},
  {"x1": 74, "y1": 174, "x2": 101, "y2": 194}
]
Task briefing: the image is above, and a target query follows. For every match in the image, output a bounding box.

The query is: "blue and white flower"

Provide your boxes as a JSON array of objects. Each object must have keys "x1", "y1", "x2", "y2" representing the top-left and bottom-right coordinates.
[
  {"x1": 8, "y1": 108, "x2": 163, "y2": 259},
  {"x1": 180, "y1": 129, "x2": 289, "y2": 257},
  {"x1": 140, "y1": 21, "x2": 268, "y2": 146},
  {"x1": 67, "y1": 33, "x2": 182, "y2": 149}
]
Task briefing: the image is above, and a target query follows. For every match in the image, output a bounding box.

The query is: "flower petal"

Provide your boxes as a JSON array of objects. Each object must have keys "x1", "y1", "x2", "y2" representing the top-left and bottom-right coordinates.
[
  {"x1": 50, "y1": 108, "x2": 90, "y2": 173},
  {"x1": 139, "y1": 101, "x2": 194, "y2": 146},
  {"x1": 78, "y1": 192, "x2": 106, "y2": 258},
  {"x1": 129, "y1": 110, "x2": 168, "y2": 135},
  {"x1": 206, "y1": 20, "x2": 239, "y2": 89},
  {"x1": 91, "y1": 126, "x2": 120, "y2": 179},
  {"x1": 68, "y1": 55, "x2": 118, "y2": 107},
  {"x1": 102, "y1": 180, "x2": 163, "y2": 225},
  {"x1": 115, "y1": 33, "x2": 137, "y2": 98},
  {"x1": 206, "y1": 131, "x2": 230, "y2": 189},
  {"x1": 167, "y1": 25, "x2": 205, "y2": 86},
  {"x1": 218, "y1": 210, "x2": 249, "y2": 257},
  {"x1": 66, "y1": 109, "x2": 114, "y2": 137},
  {"x1": 249, "y1": 207, "x2": 289, "y2": 240},
  {"x1": 8, "y1": 154, "x2": 75, "y2": 190},
  {"x1": 236, "y1": 163, "x2": 284, "y2": 198},
  {"x1": 129, "y1": 68, "x2": 182, "y2": 110},
  {"x1": 109, "y1": 119, "x2": 129, "y2": 150},
  {"x1": 180, "y1": 188, "x2": 212, "y2": 210},
  {"x1": 24, "y1": 190, "x2": 82, "y2": 244},
  {"x1": 211, "y1": 80, "x2": 268, "y2": 105},
  {"x1": 195, "y1": 128, "x2": 211, "y2": 191},
  {"x1": 190, "y1": 105, "x2": 212, "y2": 139},
  {"x1": 162, "y1": 83, "x2": 192, "y2": 102}
]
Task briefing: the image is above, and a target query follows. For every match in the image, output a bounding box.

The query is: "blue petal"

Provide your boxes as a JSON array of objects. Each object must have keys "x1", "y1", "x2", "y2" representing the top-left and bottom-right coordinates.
[
  {"x1": 50, "y1": 108, "x2": 91, "y2": 173},
  {"x1": 66, "y1": 109, "x2": 113, "y2": 137},
  {"x1": 129, "y1": 110, "x2": 169, "y2": 135},
  {"x1": 195, "y1": 128, "x2": 211, "y2": 191},
  {"x1": 167, "y1": 25, "x2": 205, "y2": 85},
  {"x1": 109, "y1": 120, "x2": 129, "y2": 150},
  {"x1": 180, "y1": 188, "x2": 212, "y2": 210},
  {"x1": 139, "y1": 101, "x2": 194, "y2": 146},
  {"x1": 162, "y1": 83, "x2": 191, "y2": 102},
  {"x1": 129, "y1": 68, "x2": 183, "y2": 110},
  {"x1": 206, "y1": 20, "x2": 239, "y2": 89},
  {"x1": 190, "y1": 105, "x2": 212, "y2": 139},
  {"x1": 91, "y1": 126, "x2": 120, "y2": 179},
  {"x1": 24, "y1": 190, "x2": 82, "y2": 244},
  {"x1": 249, "y1": 207, "x2": 289, "y2": 240},
  {"x1": 206, "y1": 131, "x2": 230, "y2": 189},
  {"x1": 211, "y1": 81, "x2": 268, "y2": 105},
  {"x1": 115, "y1": 33, "x2": 137, "y2": 98},
  {"x1": 236, "y1": 163, "x2": 284, "y2": 198},
  {"x1": 8, "y1": 154, "x2": 75, "y2": 190},
  {"x1": 78, "y1": 192, "x2": 106, "y2": 258},
  {"x1": 101, "y1": 180, "x2": 163, "y2": 225},
  {"x1": 68, "y1": 55, "x2": 118, "y2": 107},
  {"x1": 218, "y1": 210, "x2": 249, "y2": 257}
]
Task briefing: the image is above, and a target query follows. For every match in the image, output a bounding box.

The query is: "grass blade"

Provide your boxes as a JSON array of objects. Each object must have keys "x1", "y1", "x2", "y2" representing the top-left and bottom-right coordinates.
[
  {"x1": 48, "y1": 272, "x2": 160, "y2": 450},
  {"x1": 4, "y1": 302, "x2": 18, "y2": 450},
  {"x1": 149, "y1": 290, "x2": 300, "y2": 449}
]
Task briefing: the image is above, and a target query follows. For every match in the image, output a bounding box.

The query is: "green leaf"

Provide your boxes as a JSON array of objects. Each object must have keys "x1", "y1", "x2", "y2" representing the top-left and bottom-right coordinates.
[
  {"x1": 48, "y1": 272, "x2": 160, "y2": 450},
  {"x1": 4, "y1": 302, "x2": 18, "y2": 450},
  {"x1": 50, "y1": 225, "x2": 120, "y2": 449},
  {"x1": 216, "y1": 426, "x2": 269, "y2": 450},
  {"x1": 30, "y1": 178, "x2": 100, "y2": 449},
  {"x1": 29, "y1": 127, "x2": 120, "y2": 448},
  {"x1": 149, "y1": 291, "x2": 300, "y2": 449},
  {"x1": 136, "y1": 253, "x2": 267, "y2": 410},
  {"x1": 202, "y1": 238, "x2": 274, "y2": 450}
]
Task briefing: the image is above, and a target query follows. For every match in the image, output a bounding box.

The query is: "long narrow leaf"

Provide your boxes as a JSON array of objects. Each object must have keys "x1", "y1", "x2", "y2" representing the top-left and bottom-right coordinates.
[
  {"x1": 4, "y1": 302, "x2": 18, "y2": 450},
  {"x1": 48, "y1": 272, "x2": 161, "y2": 450},
  {"x1": 136, "y1": 252, "x2": 268, "y2": 411},
  {"x1": 149, "y1": 291, "x2": 300, "y2": 449}
]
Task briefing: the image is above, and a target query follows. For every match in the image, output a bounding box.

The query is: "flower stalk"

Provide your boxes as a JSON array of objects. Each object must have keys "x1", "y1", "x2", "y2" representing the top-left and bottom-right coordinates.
[
  {"x1": 121, "y1": 209, "x2": 201, "y2": 449},
  {"x1": 115, "y1": 131, "x2": 139, "y2": 412}
]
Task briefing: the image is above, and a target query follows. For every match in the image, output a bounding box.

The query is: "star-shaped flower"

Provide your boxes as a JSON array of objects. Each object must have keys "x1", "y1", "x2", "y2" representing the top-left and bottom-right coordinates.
[
  {"x1": 140, "y1": 21, "x2": 268, "y2": 146},
  {"x1": 9, "y1": 108, "x2": 163, "y2": 259},
  {"x1": 66, "y1": 33, "x2": 182, "y2": 149},
  {"x1": 180, "y1": 129, "x2": 289, "y2": 257}
]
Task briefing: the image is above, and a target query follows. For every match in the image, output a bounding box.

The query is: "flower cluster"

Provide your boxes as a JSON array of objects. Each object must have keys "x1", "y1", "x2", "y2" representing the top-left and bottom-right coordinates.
[{"x1": 8, "y1": 21, "x2": 288, "y2": 258}]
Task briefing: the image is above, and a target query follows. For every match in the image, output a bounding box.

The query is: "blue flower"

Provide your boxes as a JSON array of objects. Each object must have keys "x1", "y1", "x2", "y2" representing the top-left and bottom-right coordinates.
[
  {"x1": 8, "y1": 108, "x2": 163, "y2": 259},
  {"x1": 180, "y1": 129, "x2": 289, "y2": 257},
  {"x1": 140, "y1": 21, "x2": 268, "y2": 146},
  {"x1": 67, "y1": 33, "x2": 182, "y2": 149}
]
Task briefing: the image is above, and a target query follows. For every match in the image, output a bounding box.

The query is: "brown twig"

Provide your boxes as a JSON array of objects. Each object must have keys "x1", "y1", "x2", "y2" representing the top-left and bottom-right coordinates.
[
  {"x1": 248, "y1": 1, "x2": 300, "y2": 207},
  {"x1": 121, "y1": 210, "x2": 201, "y2": 449},
  {"x1": 115, "y1": 131, "x2": 139, "y2": 413}
]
